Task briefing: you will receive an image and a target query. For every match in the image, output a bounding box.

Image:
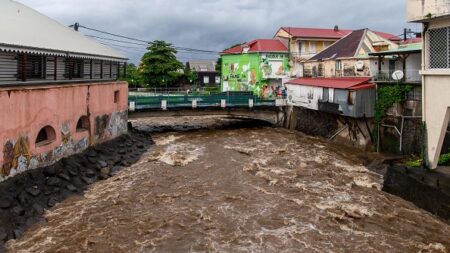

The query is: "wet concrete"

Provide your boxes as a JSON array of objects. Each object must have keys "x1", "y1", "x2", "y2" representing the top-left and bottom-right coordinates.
[
  {"x1": 4, "y1": 116, "x2": 450, "y2": 252},
  {"x1": 384, "y1": 165, "x2": 450, "y2": 221}
]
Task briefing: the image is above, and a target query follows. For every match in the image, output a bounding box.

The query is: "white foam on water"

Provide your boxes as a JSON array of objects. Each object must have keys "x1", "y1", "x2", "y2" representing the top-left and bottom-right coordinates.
[
  {"x1": 153, "y1": 135, "x2": 182, "y2": 146},
  {"x1": 158, "y1": 143, "x2": 205, "y2": 166}
]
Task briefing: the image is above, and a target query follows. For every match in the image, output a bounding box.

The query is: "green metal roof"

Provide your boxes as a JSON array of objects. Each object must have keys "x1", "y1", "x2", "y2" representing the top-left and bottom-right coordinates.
[{"x1": 369, "y1": 43, "x2": 422, "y2": 56}]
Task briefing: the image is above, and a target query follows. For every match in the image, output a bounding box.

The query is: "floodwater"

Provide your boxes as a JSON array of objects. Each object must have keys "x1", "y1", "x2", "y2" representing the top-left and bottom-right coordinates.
[{"x1": 6, "y1": 117, "x2": 450, "y2": 253}]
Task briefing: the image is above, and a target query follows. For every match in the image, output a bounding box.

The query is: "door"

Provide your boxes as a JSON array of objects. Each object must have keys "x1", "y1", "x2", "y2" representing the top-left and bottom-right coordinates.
[
  {"x1": 322, "y1": 88, "x2": 329, "y2": 102},
  {"x1": 389, "y1": 60, "x2": 396, "y2": 75}
]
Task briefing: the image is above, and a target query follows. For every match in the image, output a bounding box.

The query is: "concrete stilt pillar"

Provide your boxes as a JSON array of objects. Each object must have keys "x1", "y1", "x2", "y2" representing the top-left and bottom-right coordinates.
[{"x1": 426, "y1": 107, "x2": 450, "y2": 169}]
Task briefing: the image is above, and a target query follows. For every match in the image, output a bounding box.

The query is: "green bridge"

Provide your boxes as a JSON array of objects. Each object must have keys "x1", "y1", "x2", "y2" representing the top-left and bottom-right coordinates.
[{"x1": 128, "y1": 91, "x2": 279, "y2": 111}]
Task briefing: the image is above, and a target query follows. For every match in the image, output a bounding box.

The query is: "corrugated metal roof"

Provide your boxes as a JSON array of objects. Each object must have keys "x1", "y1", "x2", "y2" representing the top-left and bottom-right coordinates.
[
  {"x1": 222, "y1": 39, "x2": 288, "y2": 55},
  {"x1": 0, "y1": 0, "x2": 127, "y2": 61},
  {"x1": 187, "y1": 60, "x2": 216, "y2": 72},
  {"x1": 369, "y1": 43, "x2": 422, "y2": 56},
  {"x1": 280, "y1": 27, "x2": 352, "y2": 39},
  {"x1": 310, "y1": 29, "x2": 367, "y2": 60},
  {"x1": 286, "y1": 77, "x2": 374, "y2": 90}
]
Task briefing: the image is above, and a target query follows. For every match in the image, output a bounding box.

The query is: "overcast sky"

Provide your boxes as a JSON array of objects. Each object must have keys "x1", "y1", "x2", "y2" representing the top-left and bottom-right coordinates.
[{"x1": 18, "y1": 0, "x2": 419, "y2": 64}]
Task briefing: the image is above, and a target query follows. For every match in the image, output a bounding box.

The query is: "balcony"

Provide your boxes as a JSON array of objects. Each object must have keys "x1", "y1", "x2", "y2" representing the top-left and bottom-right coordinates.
[{"x1": 373, "y1": 70, "x2": 422, "y2": 83}]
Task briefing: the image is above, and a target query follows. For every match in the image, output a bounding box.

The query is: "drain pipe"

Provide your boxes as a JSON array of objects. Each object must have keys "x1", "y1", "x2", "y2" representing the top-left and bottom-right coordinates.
[
  {"x1": 329, "y1": 125, "x2": 349, "y2": 141},
  {"x1": 381, "y1": 115, "x2": 423, "y2": 152}
]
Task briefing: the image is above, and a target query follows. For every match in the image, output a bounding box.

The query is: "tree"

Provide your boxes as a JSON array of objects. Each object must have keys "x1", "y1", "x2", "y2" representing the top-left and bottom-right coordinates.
[
  {"x1": 216, "y1": 57, "x2": 222, "y2": 75},
  {"x1": 122, "y1": 63, "x2": 143, "y2": 87},
  {"x1": 184, "y1": 64, "x2": 198, "y2": 85},
  {"x1": 139, "y1": 40, "x2": 184, "y2": 87}
]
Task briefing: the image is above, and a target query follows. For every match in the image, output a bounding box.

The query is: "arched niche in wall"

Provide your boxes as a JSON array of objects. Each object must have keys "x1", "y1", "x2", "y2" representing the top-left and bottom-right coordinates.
[
  {"x1": 35, "y1": 125, "x2": 56, "y2": 146},
  {"x1": 76, "y1": 115, "x2": 90, "y2": 132}
]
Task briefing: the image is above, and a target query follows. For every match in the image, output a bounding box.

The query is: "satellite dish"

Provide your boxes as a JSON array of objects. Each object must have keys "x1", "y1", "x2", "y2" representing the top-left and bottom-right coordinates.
[
  {"x1": 392, "y1": 70, "x2": 404, "y2": 81},
  {"x1": 355, "y1": 61, "x2": 364, "y2": 70}
]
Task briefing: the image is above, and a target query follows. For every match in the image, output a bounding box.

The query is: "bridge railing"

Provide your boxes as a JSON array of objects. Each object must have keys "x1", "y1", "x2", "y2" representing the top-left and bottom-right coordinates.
[{"x1": 129, "y1": 91, "x2": 277, "y2": 110}]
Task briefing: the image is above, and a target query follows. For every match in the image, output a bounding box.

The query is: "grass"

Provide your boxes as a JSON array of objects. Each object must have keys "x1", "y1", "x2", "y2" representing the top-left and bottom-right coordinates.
[{"x1": 403, "y1": 152, "x2": 450, "y2": 168}]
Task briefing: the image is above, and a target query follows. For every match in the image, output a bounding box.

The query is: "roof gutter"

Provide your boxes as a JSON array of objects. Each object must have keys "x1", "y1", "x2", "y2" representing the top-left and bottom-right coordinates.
[{"x1": 0, "y1": 43, "x2": 128, "y2": 62}]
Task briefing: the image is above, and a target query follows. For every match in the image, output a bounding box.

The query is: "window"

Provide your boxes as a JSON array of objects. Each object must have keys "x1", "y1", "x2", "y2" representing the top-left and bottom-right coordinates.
[
  {"x1": 36, "y1": 126, "x2": 56, "y2": 146},
  {"x1": 307, "y1": 89, "x2": 314, "y2": 100},
  {"x1": 65, "y1": 58, "x2": 84, "y2": 79},
  {"x1": 298, "y1": 42, "x2": 302, "y2": 54},
  {"x1": 114, "y1": 90, "x2": 120, "y2": 103},
  {"x1": 203, "y1": 76, "x2": 210, "y2": 84},
  {"x1": 310, "y1": 42, "x2": 316, "y2": 54},
  {"x1": 428, "y1": 27, "x2": 450, "y2": 69},
  {"x1": 336, "y1": 60, "x2": 342, "y2": 71},
  {"x1": 347, "y1": 91, "x2": 355, "y2": 105},
  {"x1": 17, "y1": 54, "x2": 46, "y2": 81},
  {"x1": 76, "y1": 116, "x2": 90, "y2": 132},
  {"x1": 318, "y1": 63, "x2": 324, "y2": 77}
]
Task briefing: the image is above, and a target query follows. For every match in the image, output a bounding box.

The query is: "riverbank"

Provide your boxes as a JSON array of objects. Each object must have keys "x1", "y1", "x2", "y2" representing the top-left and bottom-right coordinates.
[
  {"x1": 384, "y1": 165, "x2": 450, "y2": 222},
  {"x1": 0, "y1": 128, "x2": 154, "y2": 251}
]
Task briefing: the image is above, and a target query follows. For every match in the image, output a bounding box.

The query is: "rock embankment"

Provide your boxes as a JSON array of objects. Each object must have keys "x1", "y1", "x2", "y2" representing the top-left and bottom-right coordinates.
[{"x1": 0, "y1": 129, "x2": 153, "y2": 249}]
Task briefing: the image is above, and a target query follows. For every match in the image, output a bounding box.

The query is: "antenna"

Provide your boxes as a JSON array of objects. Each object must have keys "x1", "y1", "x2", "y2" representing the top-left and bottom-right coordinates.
[
  {"x1": 355, "y1": 61, "x2": 364, "y2": 70},
  {"x1": 392, "y1": 70, "x2": 404, "y2": 81}
]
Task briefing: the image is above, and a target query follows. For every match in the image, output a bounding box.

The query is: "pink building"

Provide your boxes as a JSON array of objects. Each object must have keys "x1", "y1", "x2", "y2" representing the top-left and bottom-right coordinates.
[{"x1": 0, "y1": 1, "x2": 129, "y2": 182}]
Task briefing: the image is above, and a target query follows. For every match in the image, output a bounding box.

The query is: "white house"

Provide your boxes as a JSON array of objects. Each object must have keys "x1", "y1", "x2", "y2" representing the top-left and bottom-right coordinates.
[{"x1": 408, "y1": 0, "x2": 450, "y2": 169}]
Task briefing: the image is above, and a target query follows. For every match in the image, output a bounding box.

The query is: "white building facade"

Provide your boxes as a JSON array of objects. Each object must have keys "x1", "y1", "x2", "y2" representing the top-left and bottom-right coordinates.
[{"x1": 408, "y1": 0, "x2": 450, "y2": 168}]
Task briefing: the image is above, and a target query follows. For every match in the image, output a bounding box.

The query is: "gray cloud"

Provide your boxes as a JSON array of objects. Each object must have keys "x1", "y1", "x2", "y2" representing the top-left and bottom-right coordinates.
[{"x1": 18, "y1": 0, "x2": 418, "y2": 64}]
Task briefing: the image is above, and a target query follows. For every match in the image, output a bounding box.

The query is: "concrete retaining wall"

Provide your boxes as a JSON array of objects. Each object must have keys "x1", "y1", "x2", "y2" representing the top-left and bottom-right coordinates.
[
  {"x1": 384, "y1": 165, "x2": 450, "y2": 222},
  {"x1": 286, "y1": 106, "x2": 373, "y2": 150},
  {"x1": 0, "y1": 81, "x2": 128, "y2": 182}
]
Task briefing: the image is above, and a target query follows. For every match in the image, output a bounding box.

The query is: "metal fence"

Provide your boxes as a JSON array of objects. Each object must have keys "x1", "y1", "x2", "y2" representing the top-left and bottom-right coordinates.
[
  {"x1": 374, "y1": 70, "x2": 421, "y2": 83},
  {"x1": 129, "y1": 91, "x2": 276, "y2": 110}
]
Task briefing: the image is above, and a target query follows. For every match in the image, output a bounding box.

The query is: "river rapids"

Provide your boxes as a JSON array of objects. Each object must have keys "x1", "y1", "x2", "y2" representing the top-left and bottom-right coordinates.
[{"x1": 6, "y1": 117, "x2": 450, "y2": 253}]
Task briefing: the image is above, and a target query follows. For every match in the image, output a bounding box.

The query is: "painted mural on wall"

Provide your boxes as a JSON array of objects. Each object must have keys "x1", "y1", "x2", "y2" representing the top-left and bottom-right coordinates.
[
  {"x1": 0, "y1": 133, "x2": 89, "y2": 182},
  {"x1": 0, "y1": 110, "x2": 128, "y2": 182},
  {"x1": 94, "y1": 111, "x2": 128, "y2": 143},
  {"x1": 221, "y1": 53, "x2": 290, "y2": 98}
]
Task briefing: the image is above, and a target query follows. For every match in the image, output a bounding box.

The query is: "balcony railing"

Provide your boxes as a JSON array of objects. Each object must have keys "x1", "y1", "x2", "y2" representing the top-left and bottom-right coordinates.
[{"x1": 373, "y1": 70, "x2": 421, "y2": 83}]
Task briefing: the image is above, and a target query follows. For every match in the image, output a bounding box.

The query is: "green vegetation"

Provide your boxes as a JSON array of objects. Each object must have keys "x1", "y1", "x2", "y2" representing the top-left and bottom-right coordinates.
[
  {"x1": 184, "y1": 64, "x2": 198, "y2": 84},
  {"x1": 216, "y1": 57, "x2": 222, "y2": 76},
  {"x1": 405, "y1": 159, "x2": 422, "y2": 168},
  {"x1": 373, "y1": 84, "x2": 412, "y2": 145},
  {"x1": 438, "y1": 152, "x2": 450, "y2": 166},
  {"x1": 404, "y1": 152, "x2": 450, "y2": 168},
  {"x1": 140, "y1": 40, "x2": 184, "y2": 87},
  {"x1": 121, "y1": 63, "x2": 143, "y2": 87},
  {"x1": 374, "y1": 85, "x2": 412, "y2": 124}
]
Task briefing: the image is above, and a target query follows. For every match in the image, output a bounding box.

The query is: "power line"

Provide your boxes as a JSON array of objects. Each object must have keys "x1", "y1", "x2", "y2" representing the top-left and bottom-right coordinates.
[
  {"x1": 87, "y1": 35, "x2": 149, "y2": 47},
  {"x1": 99, "y1": 41, "x2": 147, "y2": 51},
  {"x1": 80, "y1": 25, "x2": 150, "y2": 44},
  {"x1": 78, "y1": 24, "x2": 221, "y2": 54}
]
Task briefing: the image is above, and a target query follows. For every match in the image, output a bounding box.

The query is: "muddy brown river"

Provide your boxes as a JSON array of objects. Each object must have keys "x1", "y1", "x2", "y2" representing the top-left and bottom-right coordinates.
[{"x1": 5, "y1": 117, "x2": 450, "y2": 252}]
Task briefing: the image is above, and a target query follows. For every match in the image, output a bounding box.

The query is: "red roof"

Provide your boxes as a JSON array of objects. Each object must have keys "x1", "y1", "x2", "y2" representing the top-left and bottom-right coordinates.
[
  {"x1": 286, "y1": 77, "x2": 375, "y2": 90},
  {"x1": 401, "y1": 37, "x2": 423, "y2": 44},
  {"x1": 280, "y1": 27, "x2": 352, "y2": 39},
  {"x1": 279, "y1": 27, "x2": 401, "y2": 41},
  {"x1": 222, "y1": 39, "x2": 288, "y2": 55}
]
